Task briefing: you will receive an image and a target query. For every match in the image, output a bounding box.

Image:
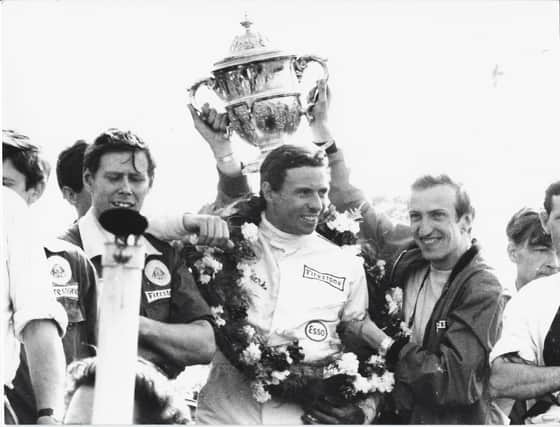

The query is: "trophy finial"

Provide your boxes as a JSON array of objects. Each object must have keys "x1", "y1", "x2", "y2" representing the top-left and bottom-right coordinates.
[{"x1": 240, "y1": 13, "x2": 253, "y2": 31}]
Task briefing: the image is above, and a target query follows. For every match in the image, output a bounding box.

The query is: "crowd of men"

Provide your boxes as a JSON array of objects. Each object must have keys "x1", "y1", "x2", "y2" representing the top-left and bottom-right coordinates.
[{"x1": 3, "y1": 79, "x2": 560, "y2": 424}]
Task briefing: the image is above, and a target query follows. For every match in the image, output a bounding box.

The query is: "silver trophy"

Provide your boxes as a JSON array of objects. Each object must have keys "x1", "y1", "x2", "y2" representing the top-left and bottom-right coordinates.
[{"x1": 188, "y1": 17, "x2": 328, "y2": 173}]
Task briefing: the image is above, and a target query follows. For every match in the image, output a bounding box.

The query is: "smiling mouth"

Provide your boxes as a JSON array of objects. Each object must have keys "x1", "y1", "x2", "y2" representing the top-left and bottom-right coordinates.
[
  {"x1": 301, "y1": 215, "x2": 319, "y2": 224},
  {"x1": 111, "y1": 201, "x2": 135, "y2": 209},
  {"x1": 419, "y1": 236, "x2": 441, "y2": 245}
]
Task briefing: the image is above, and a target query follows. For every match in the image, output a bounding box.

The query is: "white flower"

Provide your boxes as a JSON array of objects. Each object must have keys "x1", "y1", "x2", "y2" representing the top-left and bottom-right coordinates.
[
  {"x1": 237, "y1": 262, "x2": 252, "y2": 278},
  {"x1": 241, "y1": 342, "x2": 262, "y2": 365},
  {"x1": 400, "y1": 321, "x2": 412, "y2": 337},
  {"x1": 376, "y1": 259, "x2": 386, "y2": 268},
  {"x1": 243, "y1": 325, "x2": 256, "y2": 340},
  {"x1": 385, "y1": 294, "x2": 399, "y2": 315},
  {"x1": 241, "y1": 222, "x2": 259, "y2": 243},
  {"x1": 336, "y1": 352, "x2": 360, "y2": 375},
  {"x1": 210, "y1": 306, "x2": 226, "y2": 327},
  {"x1": 251, "y1": 382, "x2": 272, "y2": 403},
  {"x1": 201, "y1": 255, "x2": 223, "y2": 273},
  {"x1": 378, "y1": 371, "x2": 395, "y2": 393},
  {"x1": 327, "y1": 210, "x2": 361, "y2": 234},
  {"x1": 270, "y1": 370, "x2": 290, "y2": 385},
  {"x1": 199, "y1": 273, "x2": 211, "y2": 284},
  {"x1": 353, "y1": 374, "x2": 371, "y2": 394},
  {"x1": 367, "y1": 354, "x2": 386, "y2": 367},
  {"x1": 284, "y1": 350, "x2": 293, "y2": 365}
]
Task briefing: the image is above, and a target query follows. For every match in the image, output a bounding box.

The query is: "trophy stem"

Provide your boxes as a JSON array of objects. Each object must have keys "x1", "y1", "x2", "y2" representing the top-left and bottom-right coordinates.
[{"x1": 241, "y1": 137, "x2": 285, "y2": 175}]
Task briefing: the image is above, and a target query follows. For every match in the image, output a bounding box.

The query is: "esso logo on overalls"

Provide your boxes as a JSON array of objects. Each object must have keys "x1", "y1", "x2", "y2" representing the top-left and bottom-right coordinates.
[{"x1": 305, "y1": 320, "x2": 328, "y2": 342}]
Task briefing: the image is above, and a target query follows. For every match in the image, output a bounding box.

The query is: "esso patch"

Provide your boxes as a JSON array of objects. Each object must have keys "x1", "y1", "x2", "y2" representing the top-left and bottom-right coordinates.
[
  {"x1": 305, "y1": 320, "x2": 329, "y2": 342},
  {"x1": 47, "y1": 255, "x2": 72, "y2": 285},
  {"x1": 144, "y1": 259, "x2": 171, "y2": 287}
]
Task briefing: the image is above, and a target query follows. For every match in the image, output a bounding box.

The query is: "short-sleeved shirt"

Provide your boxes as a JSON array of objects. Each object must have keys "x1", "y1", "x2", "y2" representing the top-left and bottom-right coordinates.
[
  {"x1": 2, "y1": 188, "x2": 68, "y2": 387},
  {"x1": 6, "y1": 238, "x2": 98, "y2": 423},
  {"x1": 60, "y1": 209, "x2": 211, "y2": 378},
  {"x1": 490, "y1": 272, "x2": 560, "y2": 423}
]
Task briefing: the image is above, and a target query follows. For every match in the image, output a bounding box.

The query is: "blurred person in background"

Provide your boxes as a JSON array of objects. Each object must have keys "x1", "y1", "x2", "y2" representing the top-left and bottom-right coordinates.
[
  {"x1": 56, "y1": 140, "x2": 92, "y2": 219},
  {"x1": 2, "y1": 129, "x2": 97, "y2": 424}
]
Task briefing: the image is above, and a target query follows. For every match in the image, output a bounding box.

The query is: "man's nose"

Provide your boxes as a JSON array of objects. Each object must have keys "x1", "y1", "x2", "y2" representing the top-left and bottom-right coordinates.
[
  {"x1": 307, "y1": 193, "x2": 322, "y2": 212},
  {"x1": 118, "y1": 177, "x2": 133, "y2": 194},
  {"x1": 416, "y1": 217, "x2": 433, "y2": 236},
  {"x1": 547, "y1": 252, "x2": 560, "y2": 269}
]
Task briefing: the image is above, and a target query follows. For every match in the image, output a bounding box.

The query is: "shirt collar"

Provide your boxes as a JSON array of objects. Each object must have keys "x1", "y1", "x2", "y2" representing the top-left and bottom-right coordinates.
[
  {"x1": 78, "y1": 208, "x2": 161, "y2": 259},
  {"x1": 259, "y1": 212, "x2": 314, "y2": 252}
]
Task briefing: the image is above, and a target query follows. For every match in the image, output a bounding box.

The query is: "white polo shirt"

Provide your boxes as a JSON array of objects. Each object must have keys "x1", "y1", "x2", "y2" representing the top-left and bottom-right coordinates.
[
  {"x1": 2, "y1": 188, "x2": 68, "y2": 387},
  {"x1": 197, "y1": 213, "x2": 368, "y2": 424},
  {"x1": 490, "y1": 272, "x2": 560, "y2": 423}
]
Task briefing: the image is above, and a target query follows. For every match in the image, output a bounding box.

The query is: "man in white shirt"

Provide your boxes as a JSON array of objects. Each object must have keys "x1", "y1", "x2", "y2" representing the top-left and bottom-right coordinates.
[
  {"x1": 2, "y1": 187, "x2": 68, "y2": 424},
  {"x1": 490, "y1": 181, "x2": 560, "y2": 424},
  {"x1": 195, "y1": 144, "x2": 370, "y2": 425}
]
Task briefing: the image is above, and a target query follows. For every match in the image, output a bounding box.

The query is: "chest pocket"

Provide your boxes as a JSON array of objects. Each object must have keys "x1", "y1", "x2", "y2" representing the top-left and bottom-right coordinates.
[{"x1": 141, "y1": 257, "x2": 172, "y2": 322}]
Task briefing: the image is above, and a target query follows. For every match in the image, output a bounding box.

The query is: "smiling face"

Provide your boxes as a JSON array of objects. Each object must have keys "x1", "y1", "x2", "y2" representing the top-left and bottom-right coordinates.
[
  {"x1": 263, "y1": 166, "x2": 330, "y2": 235},
  {"x1": 409, "y1": 184, "x2": 472, "y2": 270},
  {"x1": 84, "y1": 150, "x2": 151, "y2": 218}
]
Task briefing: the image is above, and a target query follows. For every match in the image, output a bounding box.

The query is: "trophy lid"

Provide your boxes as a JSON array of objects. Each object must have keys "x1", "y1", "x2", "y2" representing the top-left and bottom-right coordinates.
[{"x1": 213, "y1": 16, "x2": 290, "y2": 71}]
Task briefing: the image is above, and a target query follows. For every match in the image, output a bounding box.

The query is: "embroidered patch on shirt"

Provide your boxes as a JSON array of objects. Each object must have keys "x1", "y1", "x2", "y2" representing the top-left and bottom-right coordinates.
[
  {"x1": 144, "y1": 259, "x2": 171, "y2": 287},
  {"x1": 52, "y1": 284, "x2": 79, "y2": 300},
  {"x1": 305, "y1": 320, "x2": 329, "y2": 342},
  {"x1": 48, "y1": 255, "x2": 72, "y2": 285},
  {"x1": 435, "y1": 320, "x2": 448, "y2": 332},
  {"x1": 302, "y1": 265, "x2": 346, "y2": 291},
  {"x1": 145, "y1": 288, "x2": 171, "y2": 303}
]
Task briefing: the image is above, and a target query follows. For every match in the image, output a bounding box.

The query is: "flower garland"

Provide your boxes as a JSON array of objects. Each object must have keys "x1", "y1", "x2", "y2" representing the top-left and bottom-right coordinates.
[{"x1": 181, "y1": 197, "x2": 408, "y2": 407}]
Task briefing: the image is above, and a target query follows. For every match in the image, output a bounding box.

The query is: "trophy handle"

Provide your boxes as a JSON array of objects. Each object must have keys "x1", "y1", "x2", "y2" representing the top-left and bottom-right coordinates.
[
  {"x1": 293, "y1": 55, "x2": 329, "y2": 120},
  {"x1": 293, "y1": 55, "x2": 329, "y2": 83},
  {"x1": 188, "y1": 76, "x2": 217, "y2": 113}
]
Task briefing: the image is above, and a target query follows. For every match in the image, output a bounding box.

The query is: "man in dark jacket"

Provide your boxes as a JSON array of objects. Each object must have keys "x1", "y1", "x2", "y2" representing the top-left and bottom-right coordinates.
[{"x1": 338, "y1": 174, "x2": 505, "y2": 424}]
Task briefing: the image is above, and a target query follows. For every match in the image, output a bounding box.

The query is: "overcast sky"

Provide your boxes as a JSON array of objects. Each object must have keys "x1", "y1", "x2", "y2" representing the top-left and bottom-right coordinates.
[{"x1": 2, "y1": 0, "x2": 559, "y2": 284}]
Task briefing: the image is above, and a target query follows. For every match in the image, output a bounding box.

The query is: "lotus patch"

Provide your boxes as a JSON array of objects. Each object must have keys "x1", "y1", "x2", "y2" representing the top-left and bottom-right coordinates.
[
  {"x1": 303, "y1": 265, "x2": 345, "y2": 291},
  {"x1": 144, "y1": 259, "x2": 171, "y2": 287},
  {"x1": 145, "y1": 289, "x2": 171, "y2": 303},
  {"x1": 305, "y1": 320, "x2": 328, "y2": 342},
  {"x1": 48, "y1": 255, "x2": 72, "y2": 285}
]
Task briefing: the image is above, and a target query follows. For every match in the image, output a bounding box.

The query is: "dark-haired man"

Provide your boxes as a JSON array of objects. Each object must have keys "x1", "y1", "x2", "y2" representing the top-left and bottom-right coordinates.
[
  {"x1": 60, "y1": 128, "x2": 216, "y2": 423},
  {"x1": 195, "y1": 144, "x2": 370, "y2": 425},
  {"x1": 490, "y1": 182, "x2": 560, "y2": 424},
  {"x1": 2, "y1": 130, "x2": 97, "y2": 423},
  {"x1": 189, "y1": 84, "x2": 504, "y2": 423},
  {"x1": 56, "y1": 140, "x2": 91, "y2": 218}
]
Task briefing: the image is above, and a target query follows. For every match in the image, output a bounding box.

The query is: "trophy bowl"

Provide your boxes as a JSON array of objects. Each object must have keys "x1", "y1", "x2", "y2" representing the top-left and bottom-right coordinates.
[{"x1": 189, "y1": 18, "x2": 328, "y2": 173}]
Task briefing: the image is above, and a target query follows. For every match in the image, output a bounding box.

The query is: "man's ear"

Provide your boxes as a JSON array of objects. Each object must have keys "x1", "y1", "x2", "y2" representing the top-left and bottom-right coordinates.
[
  {"x1": 539, "y1": 210, "x2": 551, "y2": 234},
  {"x1": 61, "y1": 186, "x2": 77, "y2": 206},
  {"x1": 261, "y1": 181, "x2": 274, "y2": 204},
  {"x1": 27, "y1": 181, "x2": 46, "y2": 204},
  {"x1": 507, "y1": 242, "x2": 519, "y2": 263},
  {"x1": 83, "y1": 170, "x2": 94, "y2": 192},
  {"x1": 459, "y1": 213, "x2": 473, "y2": 234}
]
